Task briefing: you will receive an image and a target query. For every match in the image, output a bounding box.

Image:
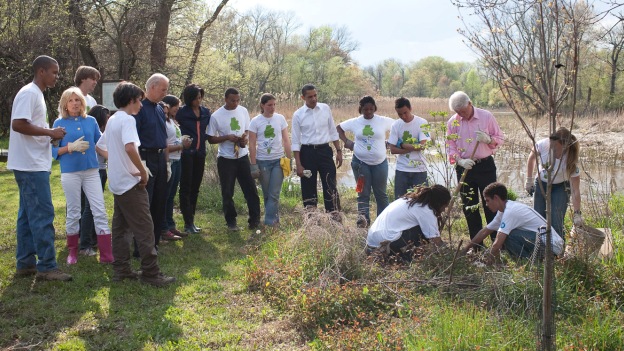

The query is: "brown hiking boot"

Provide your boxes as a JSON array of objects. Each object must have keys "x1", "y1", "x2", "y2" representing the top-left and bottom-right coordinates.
[
  {"x1": 112, "y1": 270, "x2": 140, "y2": 282},
  {"x1": 36, "y1": 268, "x2": 72, "y2": 281},
  {"x1": 139, "y1": 273, "x2": 176, "y2": 287},
  {"x1": 15, "y1": 266, "x2": 37, "y2": 277}
]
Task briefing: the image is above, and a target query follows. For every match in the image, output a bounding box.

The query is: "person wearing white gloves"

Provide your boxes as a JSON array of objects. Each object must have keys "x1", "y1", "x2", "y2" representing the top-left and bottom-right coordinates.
[
  {"x1": 53, "y1": 87, "x2": 113, "y2": 265},
  {"x1": 446, "y1": 91, "x2": 504, "y2": 249},
  {"x1": 526, "y1": 127, "x2": 582, "y2": 241}
]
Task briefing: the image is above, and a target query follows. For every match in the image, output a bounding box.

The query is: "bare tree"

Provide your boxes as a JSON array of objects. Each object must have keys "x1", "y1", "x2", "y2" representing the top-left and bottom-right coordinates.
[
  {"x1": 185, "y1": 0, "x2": 228, "y2": 85},
  {"x1": 452, "y1": 1, "x2": 615, "y2": 349},
  {"x1": 598, "y1": 18, "x2": 624, "y2": 101},
  {"x1": 150, "y1": 0, "x2": 176, "y2": 72},
  {"x1": 67, "y1": 0, "x2": 99, "y2": 69}
]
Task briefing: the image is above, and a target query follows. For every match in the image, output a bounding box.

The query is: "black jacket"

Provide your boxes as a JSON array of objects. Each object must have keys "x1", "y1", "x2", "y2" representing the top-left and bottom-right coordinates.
[{"x1": 176, "y1": 105, "x2": 211, "y2": 157}]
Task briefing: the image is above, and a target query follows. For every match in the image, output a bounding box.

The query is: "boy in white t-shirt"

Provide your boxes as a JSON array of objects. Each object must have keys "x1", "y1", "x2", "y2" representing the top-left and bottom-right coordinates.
[
  {"x1": 74, "y1": 65, "x2": 100, "y2": 112},
  {"x1": 388, "y1": 97, "x2": 431, "y2": 199},
  {"x1": 462, "y1": 182, "x2": 564, "y2": 264},
  {"x1": 96, "y1": 82, "x2": 175, "y2": 287},
  {"x1": 207, "y1": 88, "x2": 261, "y2": 231}
]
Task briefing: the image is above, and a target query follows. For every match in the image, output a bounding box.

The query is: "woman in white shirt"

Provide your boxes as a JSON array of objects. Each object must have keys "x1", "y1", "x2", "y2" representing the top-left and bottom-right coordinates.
[
  {"x1": 525, "y1": 127, "x2": 581, "y2": 240},
  {"x1": 249, "y1": 93, "x2": 292, "y2": 226},
  {"x1": 337, "y1": 96, "x2": 394, "y2": 228},
  {"x1": 366, "y1": 184, "x2": 450, "y2": 261}
]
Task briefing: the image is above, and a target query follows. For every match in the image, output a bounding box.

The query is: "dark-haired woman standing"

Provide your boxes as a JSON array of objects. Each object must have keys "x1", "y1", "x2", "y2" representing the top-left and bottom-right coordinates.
[
  {"x1": 366, "y1": 184, "x2": 451, "y2": 260},
  {"x1": 337, "y1": 95, "x2": 394, "y2": 228},
  {"x1": 176, "y1": 84, "x2": 211, "y2": 234}
]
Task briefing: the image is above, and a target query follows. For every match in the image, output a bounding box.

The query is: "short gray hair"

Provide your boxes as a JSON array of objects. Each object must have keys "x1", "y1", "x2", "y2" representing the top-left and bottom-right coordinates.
[
  {"x1": 145, "y1": 73, "x2": 169, "y2": 91},
  {"x1": 449, "y1": 91, "x2": 471, "y2": 112}
]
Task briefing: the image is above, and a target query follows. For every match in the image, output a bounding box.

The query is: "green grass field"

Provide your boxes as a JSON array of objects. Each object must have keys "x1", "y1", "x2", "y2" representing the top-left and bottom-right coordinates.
[{"x1": 1, "y1": 154, "x2": 623, "y2": 350}]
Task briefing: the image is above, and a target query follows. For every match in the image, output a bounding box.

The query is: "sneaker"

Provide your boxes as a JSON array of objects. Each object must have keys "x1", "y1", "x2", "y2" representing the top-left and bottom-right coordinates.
[
  {"x1": 170, "y1": 228, "x2": 188, "y2": 238},
  {"x1": 79, "y1": 248, "x2": 97, "y2": 256},
  {"x1": 15, "y1": 266, "x2": 37, "y2": 277},
  {"x1": 184, "y1": 225, "x2": 199, "y2": 234},
  {"x1": 140, "y1": 273, "x2": 176, "y2": 287},
  {"x1": 248, "y1": 222, "x2": 260, "y2": 230},
  {"x1": 162, "y1": 231, "x2": 182, "y2": 241},
  {"x1": 36, "y1": 268, "x2": 72, "y2": 281},
  {"x1": 227, "y1": 223, "x2": 241, "y2": 232},
  {"x1": 112, "y1": 270, "x2": 140, "y2": 282},
  {"x1": 192, "y1": 224, "x2": 202, "y2": 232}
]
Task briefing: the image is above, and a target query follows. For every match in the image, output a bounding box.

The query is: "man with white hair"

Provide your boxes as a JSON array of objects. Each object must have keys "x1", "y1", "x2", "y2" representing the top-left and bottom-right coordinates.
[
  {"x1": 133, "y1": 73, "x2": 180, "y2": 251},
  {"x1": 446, "y1": 91, "x2": 504, "y2": 249}
]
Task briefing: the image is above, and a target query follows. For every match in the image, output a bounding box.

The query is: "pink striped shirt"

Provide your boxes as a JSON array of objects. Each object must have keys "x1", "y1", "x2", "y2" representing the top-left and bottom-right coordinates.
[{"x1": 445, "y1": 107, "x2": 504, "y2": 163}]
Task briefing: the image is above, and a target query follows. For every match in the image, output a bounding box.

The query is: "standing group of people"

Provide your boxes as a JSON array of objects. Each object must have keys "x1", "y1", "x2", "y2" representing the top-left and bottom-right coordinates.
[{"x1": 8, "y1": 55, "x2": 584, "y2": 285}]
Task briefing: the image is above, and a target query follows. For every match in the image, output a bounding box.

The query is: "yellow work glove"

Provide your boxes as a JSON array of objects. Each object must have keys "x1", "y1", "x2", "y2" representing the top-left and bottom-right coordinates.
[{"x1": 280, "y1": 157, "x2": 291, "y2": 177}]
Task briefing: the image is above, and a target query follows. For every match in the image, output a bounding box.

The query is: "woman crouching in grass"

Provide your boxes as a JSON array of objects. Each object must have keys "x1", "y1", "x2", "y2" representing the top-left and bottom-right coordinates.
[{"x1": 366, "y1": 184, "x2": 450, "y2": 261}]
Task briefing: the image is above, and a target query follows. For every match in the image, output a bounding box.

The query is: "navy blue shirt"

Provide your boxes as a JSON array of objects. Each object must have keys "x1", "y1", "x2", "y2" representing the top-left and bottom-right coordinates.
[
  {"x1": 134, "y1": 99, "x2": 167, "y2": 149},
  {"x1": 176, "y1": 105, "x2": 211, "y2": 157}
]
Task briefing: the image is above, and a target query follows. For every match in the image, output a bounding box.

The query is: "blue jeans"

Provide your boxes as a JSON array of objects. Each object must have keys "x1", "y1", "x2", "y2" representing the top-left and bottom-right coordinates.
[
  {"x1": 14, "y1": 171, "x2": 58, "y2": 271},
  {"x1": 162, "y1": 159, "x2": 181, "y2": 230},
  {"x1": 80, "y1": 169, "x2": 107, "y2": 250},
  {"x1": 258, "y1": 159, "x2": 284, "y2": 225},
  {"x1": 394, "y1": 170, "x2": 428, "y2": 200},
  {"x1": 503, "y1": 229, "x2": 537, "y2": 258},
  {"x1": 534, "y1": 180, "x2": 569, "y2": 241},
  {"x1": 351, "y1": 156, "x2": 389, "y2": 222}
]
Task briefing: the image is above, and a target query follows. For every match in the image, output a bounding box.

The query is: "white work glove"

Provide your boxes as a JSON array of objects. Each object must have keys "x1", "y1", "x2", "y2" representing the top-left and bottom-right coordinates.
[
  {"x1": 573, "y1": 211, "x2": 584, "y2": 226},
  {"x1": 456, "y1": 158, "x2": 475, "y2": 170},
  {"x1": 475, "y1": 131, "x2": 492, "y2": 144},
  {"x1": 68, "y1": 136, "x2": 90, "y2": 153},
  {"x1": 167, "y1": 161, "x2": 172, "y2": 182},
  {"x1": 141, "y1": 160, "x2": 153, "y2": 177},
  {"x1": 525, "y1": 176, "x2": 535, "y2": 195},
  {"x1": 250, "y1": 164, "x2": 260, "y2": 179}
]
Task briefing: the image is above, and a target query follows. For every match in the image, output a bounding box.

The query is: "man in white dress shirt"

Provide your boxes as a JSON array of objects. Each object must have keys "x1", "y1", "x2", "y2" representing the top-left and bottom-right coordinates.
[{"x1": 291, "y1": 84, "x2": 343, "y2": 213}]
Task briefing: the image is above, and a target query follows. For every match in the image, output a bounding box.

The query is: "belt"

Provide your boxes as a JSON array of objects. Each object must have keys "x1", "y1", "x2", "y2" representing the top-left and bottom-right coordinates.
[
  {"x1": 139, "y1": 148, "x2": 165, "y2": 153},
  {"x1": 474, "y1": 155, "x2": 493, "y2": 164},
  {"x1": 302, "y1": 143, "x2": 329, "y2": 149}
]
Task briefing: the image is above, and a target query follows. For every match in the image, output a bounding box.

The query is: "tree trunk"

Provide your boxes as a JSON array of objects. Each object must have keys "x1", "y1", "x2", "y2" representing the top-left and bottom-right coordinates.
[
  {"x1": 150, "y1": 0, "x2": 175, "y2": 72},
  {"x1": 185, "y1": 0, "x2": 229, "y2": 86},
  {"x1": 67, "y1": 0, "x2": 99, "y2": 68}
]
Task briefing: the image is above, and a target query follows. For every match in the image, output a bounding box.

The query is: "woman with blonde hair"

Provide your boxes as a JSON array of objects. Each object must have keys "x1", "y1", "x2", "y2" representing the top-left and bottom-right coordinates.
[
  {"x1": 53, "y1": 87, "x2": 113, "y2": 264},
  {"x1": 525, "y1": 127, "x2": 582, "y2": 240}
]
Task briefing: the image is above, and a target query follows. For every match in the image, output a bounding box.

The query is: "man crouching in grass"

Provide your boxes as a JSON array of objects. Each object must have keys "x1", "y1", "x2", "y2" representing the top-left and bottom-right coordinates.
[
  {"x1": 461, "y1": 182, "x2": 564, "y2": 265},
  {"x1": 96, "y1": 82, "x2": 175, "y2": 287}
]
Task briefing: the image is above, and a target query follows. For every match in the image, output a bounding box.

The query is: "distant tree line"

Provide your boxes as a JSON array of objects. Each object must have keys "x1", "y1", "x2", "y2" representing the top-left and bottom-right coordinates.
[{"x1": 0, "y1": 0, "x2": 622, "y2": 134}]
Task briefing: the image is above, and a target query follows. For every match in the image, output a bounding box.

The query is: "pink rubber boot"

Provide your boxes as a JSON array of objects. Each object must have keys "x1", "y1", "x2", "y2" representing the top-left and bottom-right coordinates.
[
  {"x1": 66, "y1": 234, "x2": 79, "y2": 265},
  {"x1": 97, "y1": 233, "x2": 114, "y2": 264}
]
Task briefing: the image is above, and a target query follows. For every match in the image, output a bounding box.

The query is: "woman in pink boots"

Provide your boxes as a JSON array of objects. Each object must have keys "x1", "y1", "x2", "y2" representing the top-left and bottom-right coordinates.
[{"x1": 53, "y1": 87, "x2": 113, "y2": 264}]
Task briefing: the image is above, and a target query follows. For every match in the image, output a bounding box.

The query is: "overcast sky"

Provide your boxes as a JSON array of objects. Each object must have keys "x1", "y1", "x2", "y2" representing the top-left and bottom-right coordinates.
[{"x1": 228, "y1": 0, "x2": 478, "y2": 67}]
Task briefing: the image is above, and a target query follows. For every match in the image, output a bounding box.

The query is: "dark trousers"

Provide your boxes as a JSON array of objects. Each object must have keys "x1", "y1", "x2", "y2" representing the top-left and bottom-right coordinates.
[
  {"x1": 112, "y1": 185, "x2": 160, "y2": 277},
  {"x1": 455, "y1": 156, "x2": 497, "y2": 244},
  {"x1": 217, "y1": 155, "x2": 261, "y2": 226},
  {"x1": 141, "y1": 150, "x2": 167, "y2": 245},
  {"x1": 389, "y1": 225, "x2": 427, "y2": 261},
  {"x1": 179, "y1": 152, "x2": 205, "y2": 227},
  {"x1": 299, "y1": 144, "x2": 340, "y2": 212},
  {"x1": 80, "y1": 169, "x2": 107, "y2": 250}
]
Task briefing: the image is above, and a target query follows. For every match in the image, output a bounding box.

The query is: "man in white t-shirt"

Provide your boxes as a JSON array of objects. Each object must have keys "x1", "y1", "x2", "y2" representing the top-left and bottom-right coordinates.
[
  {"x1": 207, "y1": 88, "x2": 261, "y2": 231},
  {"x1": 74, "y1": 65, "x2": 100, "y2": 112},
  {"x1": 388, "y1": 97, "x2": 431, "y2": 199},
  {"x1": 96, "y1": 82, "x2": 175, "y2": 287},
  {"x1": 8, "y1": 55, "x2": 71, "y2": 281},
  {"x1": 461, "y1": 182, "x2": 564, "y2": 264}
]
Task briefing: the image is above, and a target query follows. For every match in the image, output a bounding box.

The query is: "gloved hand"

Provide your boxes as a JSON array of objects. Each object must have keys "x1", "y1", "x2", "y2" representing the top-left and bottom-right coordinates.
[
  {"x1": 573, "y1": 211, "x2": 584, "y2": 226},
  {"x1": 141, "y1": 160, "x2": 153, "y2": 177},
  {"x1": 525, "y1": 176, "x2": 535, "y2": 196},
  {"x1": 280, "y1": 157, "x2": 291, "y2": 177},
  {"x1": 181, "y1": 135, "x2": 192, "y2": 149},
  {"x1": 475, "y1": 131, "x2": 492, "y2": 144},
  {"x1": 68, "y1": 136, "x2": 90, "y2": 153},
  {"x1": 250, "y1": 163, "x2": 260, "y2": 179},
  {"x1": 456, "y1": 158, "x2": 475, "y2": 170},
  {"x1": 396, "y1": 138, "x2": 403, "y2": 148},
  {"x1": 167, "y1": 161, "x2": 172, "y2": 182}
]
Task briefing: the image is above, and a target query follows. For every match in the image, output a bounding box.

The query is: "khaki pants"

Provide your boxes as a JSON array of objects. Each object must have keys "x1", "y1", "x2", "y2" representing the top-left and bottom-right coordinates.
[{"x1": 112, "y1": 185, "x2": 160, "y2": 277}]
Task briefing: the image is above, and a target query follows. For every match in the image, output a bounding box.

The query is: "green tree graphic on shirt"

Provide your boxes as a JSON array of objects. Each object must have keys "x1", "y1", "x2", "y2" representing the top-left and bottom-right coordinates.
[
  {"x1": 264, "y1": 124, "x2": 276, "y2": 154},
  {"x1": 230, "y1": 117, "x2": 241, "y2": 132},
  {"x1": 362, "y1": 125, "x2": 374, "y2": 150},
  {"x1": 402, "y1": 130, "x2": 413, "y2": 158}
]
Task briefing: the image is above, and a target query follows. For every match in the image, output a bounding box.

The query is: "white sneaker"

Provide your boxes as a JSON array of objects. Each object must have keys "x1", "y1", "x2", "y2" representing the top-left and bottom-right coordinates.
[{"x1": 79, "y1": 248, "x2": 97, "y2": 257}]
